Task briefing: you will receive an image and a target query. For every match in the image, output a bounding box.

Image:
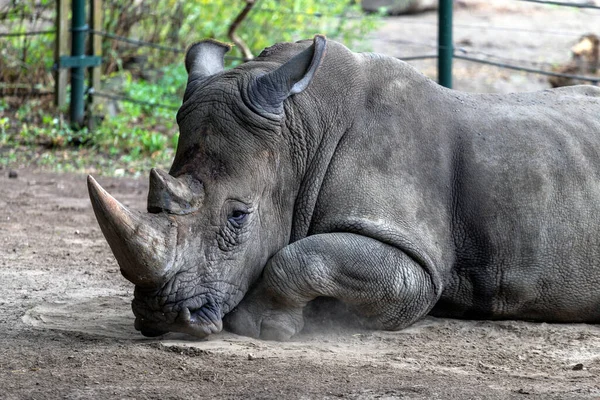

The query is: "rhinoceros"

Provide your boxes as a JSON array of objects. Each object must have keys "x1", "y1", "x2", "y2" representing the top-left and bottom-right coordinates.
[{"x1": 88, "y1": 36, "x2": 600, "y2": 341}]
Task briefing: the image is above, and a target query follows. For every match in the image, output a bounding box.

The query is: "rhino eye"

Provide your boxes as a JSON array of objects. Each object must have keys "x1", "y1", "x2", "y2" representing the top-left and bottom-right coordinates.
[{"x1": 228, "y1": 210, "x2": 248, "y2": 226}]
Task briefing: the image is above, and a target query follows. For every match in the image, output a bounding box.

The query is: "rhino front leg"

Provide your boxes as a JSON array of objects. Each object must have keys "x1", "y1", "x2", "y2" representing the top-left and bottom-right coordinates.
[{"x1": 224, "y1": 232, "x2": 440, "y2": 340}]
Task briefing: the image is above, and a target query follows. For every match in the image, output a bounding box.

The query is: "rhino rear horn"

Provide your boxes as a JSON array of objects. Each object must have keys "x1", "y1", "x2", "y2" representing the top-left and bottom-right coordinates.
[
  {"x1": 249, "y1": 35, "x2": 327, "y2": 115},
  {"x1": 88, "y1": 175, "x2": 177, "y2": 288},
  {"x1": 147, "y1": 168, "x2": 203, "y2": 214}
]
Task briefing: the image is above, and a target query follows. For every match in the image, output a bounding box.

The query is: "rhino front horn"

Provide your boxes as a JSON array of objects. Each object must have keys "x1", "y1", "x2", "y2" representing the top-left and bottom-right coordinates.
[{"x1": 87, "y1": 175, "x2": 177, "y2": 287}]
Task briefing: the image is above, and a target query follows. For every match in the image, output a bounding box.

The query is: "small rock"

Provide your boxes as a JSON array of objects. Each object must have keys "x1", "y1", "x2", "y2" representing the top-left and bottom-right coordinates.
[
  {"x1": 572, "y1": 363, "x2": 584, "y2": 370},
  {"x1": 8, "y1": 170, "x2": 17, "y2": 179},
  {"x1": 247, "y1": 353, "x2": 255, "y2": 361}
]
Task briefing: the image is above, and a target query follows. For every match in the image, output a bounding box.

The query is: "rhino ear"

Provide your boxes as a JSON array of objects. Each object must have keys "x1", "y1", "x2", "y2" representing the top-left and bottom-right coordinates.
[
  {"x1": 250, "y1": 35, "x2": 327, "y2": 115},
  {"x1": 185, "y1": 39, "x2": 232, "y2": 80}
]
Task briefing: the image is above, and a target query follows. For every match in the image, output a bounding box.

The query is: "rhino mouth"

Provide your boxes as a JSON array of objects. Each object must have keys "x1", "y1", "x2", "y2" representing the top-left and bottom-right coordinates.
[{"x1": 132, "y1": 295, "x2": 228, "y2": 338}]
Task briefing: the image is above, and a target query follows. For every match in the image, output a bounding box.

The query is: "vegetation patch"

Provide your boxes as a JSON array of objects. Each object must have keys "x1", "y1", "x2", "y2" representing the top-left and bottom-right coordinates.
[{"x1": 1, "y1": 0, "x2": 380, "y2": 176}]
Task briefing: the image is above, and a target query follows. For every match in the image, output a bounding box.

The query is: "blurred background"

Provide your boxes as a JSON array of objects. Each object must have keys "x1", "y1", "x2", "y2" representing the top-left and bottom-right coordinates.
[{"x1": 0, "y1": 0, "x2": 598, "y2": 175}]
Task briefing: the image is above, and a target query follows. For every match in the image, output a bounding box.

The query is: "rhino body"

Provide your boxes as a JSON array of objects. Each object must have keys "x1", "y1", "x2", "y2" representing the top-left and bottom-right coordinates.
[{"x1": 88, "y1": 37, "x2": 600, "y2": 340}]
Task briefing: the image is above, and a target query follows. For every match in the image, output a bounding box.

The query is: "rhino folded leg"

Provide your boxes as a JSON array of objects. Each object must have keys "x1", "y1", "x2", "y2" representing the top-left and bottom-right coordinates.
[{"x1": 223, "y1": 232, "x2": 440, "y2": 340}]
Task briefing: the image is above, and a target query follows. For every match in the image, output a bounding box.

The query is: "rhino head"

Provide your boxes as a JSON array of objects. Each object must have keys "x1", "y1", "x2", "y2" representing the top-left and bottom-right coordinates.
[{"x1": 88, "y1": 36, "x2": 327, "y2": 338}]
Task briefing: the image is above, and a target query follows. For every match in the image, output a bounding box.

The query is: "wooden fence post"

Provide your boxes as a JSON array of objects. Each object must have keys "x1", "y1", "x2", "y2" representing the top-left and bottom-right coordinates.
[
  {"x1": 89, "y1": 0, "x2": 102, "y2": 106},
  {"x1": 54, "y1": 0, "x2": 69, "y2": 108}
]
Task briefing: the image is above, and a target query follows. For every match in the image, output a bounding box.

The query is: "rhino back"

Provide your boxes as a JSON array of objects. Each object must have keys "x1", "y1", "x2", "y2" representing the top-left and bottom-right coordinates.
[{"x1": 305, "y1": 51, "x2": 600, "y2": 323}]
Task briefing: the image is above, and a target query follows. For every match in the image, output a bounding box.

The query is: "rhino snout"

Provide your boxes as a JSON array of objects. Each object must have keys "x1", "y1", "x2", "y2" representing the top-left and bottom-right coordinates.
[{"x1": 133, "y1": 296, "x2": 225, "y2": 338}]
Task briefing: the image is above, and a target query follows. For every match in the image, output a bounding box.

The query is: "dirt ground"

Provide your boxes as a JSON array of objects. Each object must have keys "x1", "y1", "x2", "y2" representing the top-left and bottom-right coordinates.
[
  {"x1": 2, "y1": 169, "x2": 600, "y2": 400},
  {"x1": 2, "y1": 1, "x2": 600, "y2": 399}
]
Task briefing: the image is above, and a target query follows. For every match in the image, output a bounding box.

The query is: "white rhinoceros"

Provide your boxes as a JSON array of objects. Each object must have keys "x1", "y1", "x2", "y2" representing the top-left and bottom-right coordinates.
[{"x1": 88, "y1": 36, "x2": 600, "y2": 340}]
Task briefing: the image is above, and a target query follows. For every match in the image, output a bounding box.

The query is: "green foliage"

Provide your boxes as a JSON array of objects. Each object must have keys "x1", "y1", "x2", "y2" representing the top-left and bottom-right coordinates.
[
  {"x1": 0, "y1": 117, "x2": 10, "y2": 145},
  {"x1": 92, "y1": 113, "x2": 174, "y2": 157},
  {"x1": 2, "y1": 94, "x2": 176, "y2": 162},
  {"x1": 89, "y1": 68, "x2": 182, "y2": 158},
  {"x1": 121, "y1": 66, "x2": 185, "y2": 116},
  {"x1": 0, "y1": 1, "x2": 55, "y2": 87},
  {"x1": 0, "y1": 0, "x2": 380, "y2": 175},
  {"x1": 242, "y1": 1, "x2": 380, "y2": 55},
  {"x1": 105, "y1": 0, "x2": 380, "y2": 68}
]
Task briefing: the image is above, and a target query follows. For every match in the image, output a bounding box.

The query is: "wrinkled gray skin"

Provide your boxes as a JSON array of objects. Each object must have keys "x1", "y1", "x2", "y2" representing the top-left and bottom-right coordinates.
[{"x1": 88, "y1": 36, "x2": 600, "y2": 341}]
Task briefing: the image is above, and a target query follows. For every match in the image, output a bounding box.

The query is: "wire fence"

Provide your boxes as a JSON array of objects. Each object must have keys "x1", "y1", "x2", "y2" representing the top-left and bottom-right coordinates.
[
  {"x1": 517, "y1": 0, "x2": 600, "y2": 9},
  {"x1": 89, "y1": 89, "x2": 180, "y2": 111},
  {"x1": 1, "y1": 0, "x2": 599, "y2": 112},
  {"x1": 393, "y1": 19, "x2": 587, "y2": 37},
  {"x1": 89, "y1": 29, "x2": 248, "y2": 62},
  {"x1": 455, "y1": 55, "x2": 600, "y2": 83},
  {"x1": 254, "y1": 7, "x2": 366, "y2": 18},
  {"x1": 0, "y1": 29, "x2": 56, "y2": 37}
]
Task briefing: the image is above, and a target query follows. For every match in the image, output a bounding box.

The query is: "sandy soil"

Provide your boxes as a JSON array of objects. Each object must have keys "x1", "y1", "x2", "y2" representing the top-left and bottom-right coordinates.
[{"x1": 2, "y1": 2, "x2": 600, "y2": 399}]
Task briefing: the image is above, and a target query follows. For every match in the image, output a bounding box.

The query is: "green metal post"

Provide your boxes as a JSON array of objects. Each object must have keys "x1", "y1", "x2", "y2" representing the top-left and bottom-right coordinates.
[
  {"x1": 437, "y1": 0, "x2": 453, "y2": 88},
  {"x1": 70, "y1": 0, "x2": 87, "y2": 126}
]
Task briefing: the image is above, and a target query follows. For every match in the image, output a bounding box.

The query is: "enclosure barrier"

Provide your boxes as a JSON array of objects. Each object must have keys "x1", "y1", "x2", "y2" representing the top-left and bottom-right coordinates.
[
  {"x1": 1, "y1": 0, "x2": 599, "y2": 122},
  {"x1": 437, "y1": 0, "x2": 453, "y2": 88}
]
